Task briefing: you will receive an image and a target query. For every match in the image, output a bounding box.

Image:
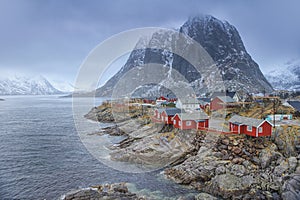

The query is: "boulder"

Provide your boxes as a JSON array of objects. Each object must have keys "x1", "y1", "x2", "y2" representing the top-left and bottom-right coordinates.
[
  {"x1": 282, "y1": 174, "x2": 300, "y2": 200},
  {"x1": 205, "y1": 174, "x2": 252, "y2": 199},
  {"x1": 288, "y1": 157, "x2": 298, "y2": 173}
]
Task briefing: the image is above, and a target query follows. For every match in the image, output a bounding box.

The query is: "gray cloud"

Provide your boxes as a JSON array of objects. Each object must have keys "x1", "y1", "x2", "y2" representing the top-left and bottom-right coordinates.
[{"x1": 0, "y1": 0, "x2": 299, "y2": 83}]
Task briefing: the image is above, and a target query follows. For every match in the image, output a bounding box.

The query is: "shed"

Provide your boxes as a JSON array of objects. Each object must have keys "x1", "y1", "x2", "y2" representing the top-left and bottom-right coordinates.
[
  {"x1": 210, "y1": 96, "x2": 235, "y2": 110},
  {"x1": 172, "y1": 112, "x2": 209, "y2": 130},
  {"x1": 228, "y1": 115, "x2": 273, "y2": 137}
]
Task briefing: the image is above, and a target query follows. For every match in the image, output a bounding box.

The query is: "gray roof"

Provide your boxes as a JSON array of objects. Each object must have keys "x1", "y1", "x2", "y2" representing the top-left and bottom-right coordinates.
[
  {"x1": 229, "y1": 115, "x2": 270, "y2": 127},
  {"x1": 211, "y1": 91, "x2": 237, "y2": 99},
  {"x1": 216, "y1": 96, "x2": 235, "y2": 103},
  {"x1": 175, "y1": 112, "x2": 208, "y2": 120},
  {"x1": 157, "y1": 108, "x2": 182, "y2": 116},
  {"x1": 180, "y1": 97, "x2": 201, "y2": 104},
  {"x1": 197, "y1": 98, "x2": 211, "y2": 105}
]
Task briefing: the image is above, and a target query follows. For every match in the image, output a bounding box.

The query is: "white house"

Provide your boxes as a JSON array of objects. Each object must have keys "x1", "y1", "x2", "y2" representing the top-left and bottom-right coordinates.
[{"x1": 176, "y1": 97, "x2": 201, "y2": 110}]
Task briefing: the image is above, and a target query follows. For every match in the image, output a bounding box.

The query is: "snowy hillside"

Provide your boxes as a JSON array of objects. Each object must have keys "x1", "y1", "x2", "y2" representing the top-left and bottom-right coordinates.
[
  {"x1": 265, "y1": 60, "x2": 300, "y2": 91},
  {"x1": 96, "y1": 14, "x2": 273, "y2": 97},
  {"x1": 0, "y1": 75, "x2": 63, "y2": 95}
]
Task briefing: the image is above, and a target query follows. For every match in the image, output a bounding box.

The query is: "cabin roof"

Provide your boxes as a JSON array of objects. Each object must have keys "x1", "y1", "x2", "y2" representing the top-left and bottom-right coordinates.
[
  {"x1": 157, "y1": 107, "x2": 182, "y2": 116},
  {"x1": 211, "y1": 91, "x2": 236, "y2": 99},
  {"x1": 216, "y1": 96, "x2": 235, "y2": 103},
  {"x1": 229, "y1": 115, "x2": 271, "y2": 127},
  {"x1": 179, "y1": 97, "x2": 201, "y2": 104},
  {"x1": 197, "y1": 98, "x2": 211, "y2": 104},
  {"x1": 175, "y1": 112, "x2": 208, "y2": 120}
]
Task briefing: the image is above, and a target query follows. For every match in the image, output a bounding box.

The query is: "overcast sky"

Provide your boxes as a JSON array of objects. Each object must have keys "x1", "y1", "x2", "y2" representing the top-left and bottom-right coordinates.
[{"x1": 0, "y1": 0, "x2": 299, "y2": 90}]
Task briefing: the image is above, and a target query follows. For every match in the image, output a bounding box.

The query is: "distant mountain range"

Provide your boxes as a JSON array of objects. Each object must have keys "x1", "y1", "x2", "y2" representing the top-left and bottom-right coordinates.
[
  {"x1": 96, "y1": 14, "x2": 273, "y2": 97},
  {"x1": 0, "y1": 75, "x2": 63, "y2": 95},
  {"x1": 265, "y1": 60, "x2": 300, "y2": 91}
]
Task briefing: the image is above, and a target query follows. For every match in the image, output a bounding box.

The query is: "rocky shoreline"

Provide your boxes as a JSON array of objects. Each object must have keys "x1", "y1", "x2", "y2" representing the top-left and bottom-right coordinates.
[
  {"x1": 79, "y1": 105, "x2": 300, "y2": 199},
  {"x1": 62, "y1": 183, "x2": 146, "y2": 200}
]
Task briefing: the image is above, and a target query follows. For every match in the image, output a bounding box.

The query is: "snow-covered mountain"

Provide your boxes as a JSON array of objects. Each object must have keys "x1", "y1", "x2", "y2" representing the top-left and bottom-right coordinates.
[
  {"x1": 96, "y1": 14, "x2": 273, "y2": 97},
  {"x1": 265, "y1": 60, "x2": 300, "y2": 91},
  {"x1": 0, "y1": 75, "x2": 63, "y2": 95}
]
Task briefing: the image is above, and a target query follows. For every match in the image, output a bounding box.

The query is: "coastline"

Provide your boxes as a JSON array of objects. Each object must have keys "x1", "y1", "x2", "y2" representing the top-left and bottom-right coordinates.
[{"x1": 80, "y1": 102, "x2": 300, "y2": 200}]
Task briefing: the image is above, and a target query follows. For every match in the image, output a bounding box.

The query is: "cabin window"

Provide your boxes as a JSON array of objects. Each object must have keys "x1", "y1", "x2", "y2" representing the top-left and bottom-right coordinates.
[
  {"x1": 186, "y1": 121, "x2": 191, "y2": 126},
  {"x1": 259, "y1": 127, "x2": 263, "y2": 133},
  {"x1": 161, "y1": 116, "x2": 164, "y2": 121},
  {"x1": 165, "y1": 117, "x2": 168, "y2": 122},
  {"x1": 179, "y1": 121, "x2": 182, "y2": 126},
  {"x1": 247, "y1": 126, "x2": 252, "y2": 131},
  {"x1": 174, "y1": 120, "x2": 176, "y2": 124}
]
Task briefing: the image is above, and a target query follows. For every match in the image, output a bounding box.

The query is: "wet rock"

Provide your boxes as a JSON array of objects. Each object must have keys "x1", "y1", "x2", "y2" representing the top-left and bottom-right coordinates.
[
  {"x1": 62, "y1": 183, "x2": 142, "y2": 200},
  {"x1": 63, "y1": 188, "x2": 101, "y2": 200},
  {"x1": 282, "y1": 174, "x2": 300, "y2": 200},
  {"x1": 195, "y1": 193, "x2": 218, "y2": 200}
]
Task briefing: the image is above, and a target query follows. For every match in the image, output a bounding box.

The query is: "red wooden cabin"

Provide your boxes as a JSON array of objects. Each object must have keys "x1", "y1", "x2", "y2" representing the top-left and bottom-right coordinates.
[
  {"x1": 152, "y1": 108, "x2": 181, "y2": 124},
  {"x1": 172, "y1": 112, "x2": 209, "y2": 130},
  {"x1": 228, "y1": 115, "x2": 273, "y2": 137},
  {"x1": 210, "y1": 96, "x2": 235, "y2": 111}
]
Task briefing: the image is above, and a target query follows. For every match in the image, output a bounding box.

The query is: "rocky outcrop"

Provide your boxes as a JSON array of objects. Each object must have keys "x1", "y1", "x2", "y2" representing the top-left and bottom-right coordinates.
[
  {"x1": 62, "y1": 183, "x2": 145, "y2": 200},
  {"x1": 110, "y1": 126, "x2": 202, "y2": 169},
  {"x1": 282, "y1": 174, "x2": 300, "y2": 200},
  {"x1": 84, "y1": 106, "x2": 114, "y2": 122},
  {"x1": 273, "y1": 126, "x2": 300, "y2": 157},
  {"x1": 165, "y1": 133, "x2": 300, "y2": 199}
]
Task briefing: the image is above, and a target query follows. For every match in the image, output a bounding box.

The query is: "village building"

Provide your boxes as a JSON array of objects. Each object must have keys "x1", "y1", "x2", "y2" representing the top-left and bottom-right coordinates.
[
  {"x1": 266, "y1": 114, "x2": 293, "y2": 122},
  {"x1": 152, "y1": 107, "x2": 182, "y2": 124},
  {"x1": 172, "y1": 112, "x2": 209, "y2": 130},
  {"x1": 211, "y1": 91, "x2": 241, "y2": 102},
  {"x1": 228, "y1": 115, "x2": 273, "y2": 137},
  {"x1": 210, "y1": 96, "x2": 235, "y2": 111},
  {"x1": 156, "y1": 96, "x2": 168, "y2": 105},
  {"x1": 197, "y1": 97, "x2": 210, "y2": 110},
  {"x1": 176, "y1": 97, "x2": 201, "y2": 110}
]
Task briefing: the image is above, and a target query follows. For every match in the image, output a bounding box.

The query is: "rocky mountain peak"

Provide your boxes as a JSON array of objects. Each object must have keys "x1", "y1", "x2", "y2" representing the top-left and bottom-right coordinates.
[{"x1": 96, "y1": 15, "x2": 273, "y2": 97}]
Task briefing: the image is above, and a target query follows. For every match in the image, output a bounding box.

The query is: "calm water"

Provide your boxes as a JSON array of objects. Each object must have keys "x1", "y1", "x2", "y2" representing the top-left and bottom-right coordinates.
[{"x1": 0, "y1": 96, "x2": 194, "y2": 199}]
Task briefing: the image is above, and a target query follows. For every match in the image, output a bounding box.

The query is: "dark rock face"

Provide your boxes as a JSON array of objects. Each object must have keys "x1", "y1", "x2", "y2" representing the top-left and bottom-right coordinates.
[
  {"x1": 180, "y1": 15, "x2": 272, "y2": 93},
  {"x1": 96, "y1": 15, "x2": 273, "y2": 97}
]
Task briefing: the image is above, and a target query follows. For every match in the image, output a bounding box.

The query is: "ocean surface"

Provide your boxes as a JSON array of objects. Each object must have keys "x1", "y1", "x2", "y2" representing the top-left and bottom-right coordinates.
[{"x1": 0, "y1": 96, "x2": 195, "y2": 200}]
